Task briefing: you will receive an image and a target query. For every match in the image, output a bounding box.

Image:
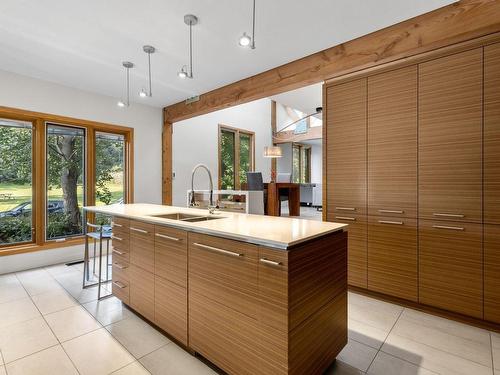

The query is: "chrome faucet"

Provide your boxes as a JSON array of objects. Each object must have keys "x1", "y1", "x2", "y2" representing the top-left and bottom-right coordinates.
[{"x1": 190, "y1": 164, "x2": 215, "y2": 213}]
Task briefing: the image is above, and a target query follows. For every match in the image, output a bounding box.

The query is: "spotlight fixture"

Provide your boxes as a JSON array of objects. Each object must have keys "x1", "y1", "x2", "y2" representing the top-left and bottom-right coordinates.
[
  {"x1": 239, "y1": 0, "x2": 256, "y2": 49},
  {"x1": 139, "y1": 45, "x2": 155, "y2": 98},
  {"x1": 117, "y1": 61, "x2": 134, "y2": 108},
  {"x1": 178, "y1": 14, "x2": 198, "y2": 79}
]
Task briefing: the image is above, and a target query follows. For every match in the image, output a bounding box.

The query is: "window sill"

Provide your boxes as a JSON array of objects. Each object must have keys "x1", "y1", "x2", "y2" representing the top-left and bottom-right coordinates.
[{"x1": 0, "y1": 237, "x2": 85, "y2": 257}]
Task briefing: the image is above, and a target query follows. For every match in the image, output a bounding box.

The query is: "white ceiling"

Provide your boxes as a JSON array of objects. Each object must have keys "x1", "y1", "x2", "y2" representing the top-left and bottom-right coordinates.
[
  {"x1": 0, "y1": 0, "x2": 456, "y2": 108},
  {"x1": 270, "y1": 83, "x2": 322, "y2": 116}
]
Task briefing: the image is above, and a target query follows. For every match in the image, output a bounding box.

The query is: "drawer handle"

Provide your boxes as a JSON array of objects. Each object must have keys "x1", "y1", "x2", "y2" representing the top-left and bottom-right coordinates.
[
  {"x1": 260, "y1": 258, "x2": 282, "y2": 267},
  {"x1": 111, "y1": 235, "x2": 123, "y2": 241},
  {"x1": 378, "y1": 220, "x2": 404, "y2": 225},
  {"x1": 113, "y1": 262, "x2": 128, "y2": 269},
  {"x1": 433, "y1": 213, "x2": 465, "y2": 218},
  {"x1": 112, "y1": 281, "x2": 127, "y2": 289},
  {"x1": 112, "y1": 249, "x2": 127, "y2": 256},
  {"x1": 335, "y1": 207, "x2": 356, "y2": 211},
  {"x1": 130, "y1": 227, "x2": 149, "y2": 234},
  {"x1": 155, "y1": 233, "x2": 181, "y2": 242},
  {"x1": 112, "y1": 221, "x2": 123, "y2": 228},
  {"x1": 432, "y1": 225, "x2": 464, "y2": 231},
  {"x1": 193, "y1": 242, "x2": 243, "y2": 257},
  {"x1": 378, "y1": 210, "x2": 404, "y2": 214},
  {"x1": 335, "y1": 216, "x2": 356, "y2": 221}
]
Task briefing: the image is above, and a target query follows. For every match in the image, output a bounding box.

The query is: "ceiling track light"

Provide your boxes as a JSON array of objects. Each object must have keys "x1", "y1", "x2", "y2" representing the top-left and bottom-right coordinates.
[
  {"x1": 178, "y1": 14, "x2": 198, "y2": 79},
  {"x1": 140, "y1": 45, "x2": 155, "y2": 98},
  {"x1": 239, "y1": 0, "x2": 256, "y2": 49},
  {"x1": 117, "y1": 61, "x2": 134, "y2": 108}
]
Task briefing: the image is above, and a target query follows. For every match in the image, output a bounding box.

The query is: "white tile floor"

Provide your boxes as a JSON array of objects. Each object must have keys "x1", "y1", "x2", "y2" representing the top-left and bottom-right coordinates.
[{"x1": 0, "y1": 262, "x2": 499, "y2": 375}]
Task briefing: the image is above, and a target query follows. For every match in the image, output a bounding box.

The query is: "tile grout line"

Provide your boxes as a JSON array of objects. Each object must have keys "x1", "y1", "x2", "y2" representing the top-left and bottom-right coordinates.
[
  {"x1": 365, "y1": 307, "x2": 405, "y2": 373},
  {"x1": 14, "y1": 271, "x2": 82, "y2": 375}
]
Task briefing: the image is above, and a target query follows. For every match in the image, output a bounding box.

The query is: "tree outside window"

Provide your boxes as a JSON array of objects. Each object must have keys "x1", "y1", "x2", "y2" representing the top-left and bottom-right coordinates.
[{"x1": 219, "y1": 126, "x2": 254, "y2": 190}]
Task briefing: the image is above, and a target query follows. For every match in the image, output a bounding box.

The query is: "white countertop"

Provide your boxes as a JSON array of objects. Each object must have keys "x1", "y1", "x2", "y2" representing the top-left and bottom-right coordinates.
[{"x1": 83, "y1": 203, "x2": 348, "y2": 250}]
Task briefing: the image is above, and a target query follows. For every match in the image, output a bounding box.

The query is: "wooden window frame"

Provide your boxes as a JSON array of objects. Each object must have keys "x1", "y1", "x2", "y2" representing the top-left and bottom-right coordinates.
[
  {"x1": 0, "y1": 106, "x2": 134, "y2": 256},
  {"x1": 292, "y1": 143, "x2": 311, "y2": 184},
  {"x1": 217, "y1": 124, "x2": 255, "y2": 190}
]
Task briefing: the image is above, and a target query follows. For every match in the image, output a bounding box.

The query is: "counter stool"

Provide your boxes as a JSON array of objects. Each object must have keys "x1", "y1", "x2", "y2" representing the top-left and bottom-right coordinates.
[{"x1": 82, "y1": 222, "x2": 112, "y2": 300}]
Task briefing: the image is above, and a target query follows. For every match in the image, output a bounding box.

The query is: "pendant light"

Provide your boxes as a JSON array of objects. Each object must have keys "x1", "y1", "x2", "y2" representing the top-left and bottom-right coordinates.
[
  {"x1": 264, "y1": 107, "x2": 322, "y2": 157},
  {"x1": 117, "y1": 61, "x2": 134, "y2": 108},
  {"x1": 178, "y1": 14, "x2": 198, "y2": 79},
  {"x1": 239, "y1": 0, "x2": 256, "y2": 49},
  {"x1": 139, "y1": 45, "x2": 155, "y2": 98}
]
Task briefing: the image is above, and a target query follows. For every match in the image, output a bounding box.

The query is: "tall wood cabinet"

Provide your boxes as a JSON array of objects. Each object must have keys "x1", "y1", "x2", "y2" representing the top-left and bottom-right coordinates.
[
  {"x1": 325, "y1": 39, "x2": 500, "y2": 324},
  {"x1": 326, "y1": 79, "x2": 368, "y2": 289}
]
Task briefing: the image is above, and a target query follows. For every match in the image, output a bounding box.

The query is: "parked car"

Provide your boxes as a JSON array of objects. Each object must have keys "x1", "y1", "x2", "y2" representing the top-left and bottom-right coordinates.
[{"x1": 0, "y1": 200, "x2": 64, "y2": 218}]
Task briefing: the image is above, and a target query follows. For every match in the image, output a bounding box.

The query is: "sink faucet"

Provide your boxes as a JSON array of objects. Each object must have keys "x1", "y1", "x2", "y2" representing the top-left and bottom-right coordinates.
[{"x1": 190, "y1": 164, "x2": 215, "y2": 212}]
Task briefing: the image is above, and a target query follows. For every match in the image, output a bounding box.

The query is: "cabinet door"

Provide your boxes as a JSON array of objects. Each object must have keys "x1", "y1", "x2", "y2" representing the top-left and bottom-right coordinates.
[
  {"x1": 330, "y1": 214, "x2": 367, "y2": 288},
  {"x1": 188, "y1": 233, "x2": 259, "y2": 317},
  {"x1": 367, "y1": 216, "x2": 417, "y2": 301},
  {"x1": 419, "y1": 220, "x2": 482, "y2": 318},
  {"x1": 129, "y1": 220, "x2": 154, "y2": 272},
  {"x1": 485, "y1": 43, "x2": 500, "y2": 225},
  {"x1": 418, "y1": 49, "x2": 483, "y2": 223},
  {"x1": 129, "y1": 264, "x2": 155, "y2": 321},
  {"x1": 326, "y1": 79, "x2": 367, "y2": 215},
  {"x1": 154, "y1": 225, "x2": 187, "y2": 287},
  {"x1": 155, "y1": 275, "x2": 187, "y2": 345},
  {"x1": 485, "y1": 225, "x2": 500, "y2": 323},
  {"x1": 368, "y1": 66, "x2": 417, "y2": 218}
]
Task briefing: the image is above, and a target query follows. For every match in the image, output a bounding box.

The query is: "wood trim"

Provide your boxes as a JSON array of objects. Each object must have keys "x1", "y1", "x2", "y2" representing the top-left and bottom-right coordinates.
[
  {"x1": 162, "y1": 121, "x2": 172, "y2": 205},
  {"x1": 322, "y1": 84, "x2": 327, "y2": 221},
  {"x1": 0, "y1": 106, "x2": 134, "y2": 256},
  {"x1": 271, "y1": 100, "x2": 277, "y2": 179},
  {"x1": 164, "y1": 0, "x2": 500, "y2": 123}
]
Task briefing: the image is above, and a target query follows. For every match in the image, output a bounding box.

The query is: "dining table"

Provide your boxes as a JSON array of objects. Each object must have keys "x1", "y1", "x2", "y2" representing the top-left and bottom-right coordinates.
[{"x1": 265, "y1": 182, "x2": 301, "y2": 217}]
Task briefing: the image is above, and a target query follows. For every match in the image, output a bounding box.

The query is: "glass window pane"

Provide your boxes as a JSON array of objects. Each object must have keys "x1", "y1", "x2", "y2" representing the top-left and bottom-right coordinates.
[
  {"x1": 46, "y1": 124, "x2": 85, "y2": 240},
  {"x1": 220, "y1": 130, "x2": 235, "y2": 190},
  {"x1": 292, "y1": 145, "x2": 300, "y2": 183},
  {"x1": 239, "y1": 133, "x2": 252, "y2": 188},
  {"x1": 95, "y1": 132, "x2": 125, "y2": 225},
  {"x1": 0, "y1": 119, "x2": 33, "y2": 245}
]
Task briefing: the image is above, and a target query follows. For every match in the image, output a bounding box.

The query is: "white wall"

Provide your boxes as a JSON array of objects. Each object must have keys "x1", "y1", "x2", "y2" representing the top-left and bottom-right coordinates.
[
  {"x1": 0, "y1": 69, "x2": 162, "y2": 273},
  {"x1": 277, "y1": 143, "x2": 293, "y2": 175},
  {"x1": 310, "y1": 143, "x2": 322, "y2": 183},
  {"x1": 172, "y1": 99, "x2": 273, "y2": 206}
]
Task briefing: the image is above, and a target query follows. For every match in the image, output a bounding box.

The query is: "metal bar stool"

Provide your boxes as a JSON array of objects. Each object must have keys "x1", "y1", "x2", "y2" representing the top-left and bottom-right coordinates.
[{"x1": 83, "y1": 221, "x2": 112, "y2": 300}]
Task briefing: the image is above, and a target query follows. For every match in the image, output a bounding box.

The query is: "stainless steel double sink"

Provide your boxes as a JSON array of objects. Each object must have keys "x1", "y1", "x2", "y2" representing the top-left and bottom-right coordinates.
[{"x1": 148, "y1": 212, "x2": 225, "y2": 223}]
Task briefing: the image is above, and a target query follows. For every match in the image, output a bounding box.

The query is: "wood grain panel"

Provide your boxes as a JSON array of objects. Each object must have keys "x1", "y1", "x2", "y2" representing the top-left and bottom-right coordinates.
[
  {"x1": 111, "y1": 258, "x2": 129, "y2": 282},
  {"x1": 189, "y1": 290, "x2": 262, "y2": 375},
  {"x1": 257, "y1": 248, "x2": 288, "y2": 333},
  {"x1": 112, "y1": 217, "x2": 129, "y2": 230},
  {"x1": 329, "y1": 214, "x2": 367, "y2": 288},
  {"x1": 368, "y1": 66, "x2": 417, "y2": 218},
  {"x1": 112, "y1": 274, "x2": 129, "y2": 305},
  {"x1": 154, "y1": 225, "x2": 187, "y2": 287},
  {"x1": 288, "y1": 292, "x2": 347, "y2": 375},
  {"x1": 188, "y1": 233, "x2": 259, "y2": 318},
  {"x1": 129, "y1": 220, "x2": 155, "y2": 273},
  {"x1": 484, "y1": 42, "x2": 500, "y2": 225},
  {"x1": 418, "y1": 48, "x2": 483, "y2": 223},
  {"x1": 129, "y1": 264, "x2": 155, "y2": 321},
  {"x1": 484, "y1": 224, "x2": 500, "y2": 324},
  {"x1": 419, "y1": 220, "x2": 483, "y2": 318},
  {"x1": 154, "y1": 275, "x2": 187, "y2": 345},
  {"x1": 326, "y1": 79, "x2": 367, "y2": 215},
  {"x1": 367, "y1": 216, "x2": 417, "y2": 302},
  {"x1": 111, "y1": 235, "x2": 129, "y2": 261},
  {"x1": 288, "y1": 232, "x2": 347, "y2": 331}
]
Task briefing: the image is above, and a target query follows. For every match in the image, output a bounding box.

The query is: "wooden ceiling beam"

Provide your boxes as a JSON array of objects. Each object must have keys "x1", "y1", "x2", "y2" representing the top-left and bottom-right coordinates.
[{"x1": 164, "y1": 0, "x2": 500, "y2": 123}]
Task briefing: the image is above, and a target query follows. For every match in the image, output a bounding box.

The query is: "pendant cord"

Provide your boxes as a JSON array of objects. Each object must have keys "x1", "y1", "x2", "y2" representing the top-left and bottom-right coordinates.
[
  {"x1": 251, "y1": 0, "x2": 256, "y2": 49},
  {"x1": 148, "y1": 52, "x2": 152, "y2": 96},
  {"x1": 189, "y1": 21, "x2": 193, "y2": 78},
  {"x1": 126, "y1": 66, "x2": 130, "y2": 106}
]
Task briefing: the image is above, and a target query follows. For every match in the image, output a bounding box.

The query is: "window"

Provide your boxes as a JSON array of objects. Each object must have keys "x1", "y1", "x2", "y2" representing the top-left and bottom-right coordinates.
[
  {"x1": 292, "y1": 143, "x2": 311, "y2": 183},
  {"x1": 0, "y1": 107, "x2": 133, "y2": 255},
  {"x1": 46, "y1": 124, "x2": 85, "y2": 239},
  {"x1": 218, "y1": 125, "x2": 254, "y2": 190},
  {"x1": 0, "y1": 119, "x2": 34, "y2": 245}
]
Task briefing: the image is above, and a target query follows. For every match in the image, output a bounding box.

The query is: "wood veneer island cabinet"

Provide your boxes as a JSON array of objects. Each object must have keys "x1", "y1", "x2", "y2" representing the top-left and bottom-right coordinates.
[{"x1": 84, "y1": 203, "x2": 348, "y2": 375}]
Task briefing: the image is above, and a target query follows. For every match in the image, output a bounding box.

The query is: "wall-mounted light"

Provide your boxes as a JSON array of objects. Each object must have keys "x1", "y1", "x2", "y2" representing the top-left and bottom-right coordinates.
[
  {"x1": 117, "y1": 61, "x2": 134, "y2": 108},
  {"x1": 139, "y1": 45, "x2": 155, "y2": 98},
  {"x1": 239, "y1": 0, "x2": 256, "y2": 49},
  {"x1": 178, "y1": 14, "x2": 198, "y2": 79}
]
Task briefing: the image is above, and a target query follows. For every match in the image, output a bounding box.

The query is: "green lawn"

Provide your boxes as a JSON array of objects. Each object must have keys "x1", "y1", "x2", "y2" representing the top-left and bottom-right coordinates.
[{"x1": 0, "y1": 183, "x2": 124, "y2": 212}]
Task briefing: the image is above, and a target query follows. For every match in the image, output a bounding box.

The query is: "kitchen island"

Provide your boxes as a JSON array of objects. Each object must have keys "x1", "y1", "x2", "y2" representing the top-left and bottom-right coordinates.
[{"x1": 83, "y1": 203, "x2": 348, "y2": 375}]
